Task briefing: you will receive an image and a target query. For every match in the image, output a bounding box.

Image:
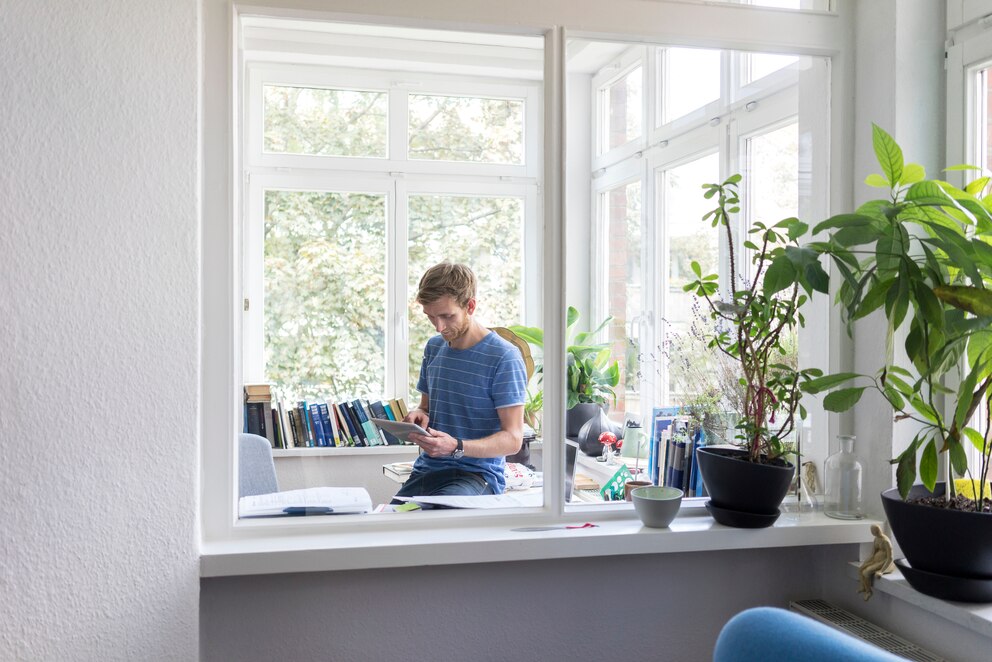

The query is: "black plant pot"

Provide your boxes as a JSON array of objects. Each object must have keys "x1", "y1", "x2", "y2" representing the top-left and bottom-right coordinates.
[
  {"x1": 566, "y1": 403, "x2": 603, "y2": 438},
  {"x1": 695, "y1": 447, "x2": 794, "y2": 528},
  {"x1": 882, "y1": 483, "x2": 992, "y2": 601}
]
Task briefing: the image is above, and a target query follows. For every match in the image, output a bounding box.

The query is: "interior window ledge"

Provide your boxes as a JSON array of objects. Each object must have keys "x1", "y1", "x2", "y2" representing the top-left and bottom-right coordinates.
[
  {"x1": 200, "y1": 511, "x2": 877, "y2": 578},
  {"x1": 844, "y1": 562, "x2": 992, "y2": 639}
]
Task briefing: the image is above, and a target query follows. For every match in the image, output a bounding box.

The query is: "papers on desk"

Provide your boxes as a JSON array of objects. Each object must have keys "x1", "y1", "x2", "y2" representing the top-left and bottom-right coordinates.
[
  {"x1": 239, "y1": 487, "x2": 373, "y2": 517},
  {"x1": 394, "y1": 492, "x2": 543, "y2": 509}
]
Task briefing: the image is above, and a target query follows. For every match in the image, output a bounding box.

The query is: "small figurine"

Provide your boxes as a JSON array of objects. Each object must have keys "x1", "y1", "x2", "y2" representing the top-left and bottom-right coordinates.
[
  {"x1": 802, "y1": 461, "x2": 818, "y2": 494},
  {"x1": 598, "y1": 431, "x2": 617, "y2": 465},
  {"x1": 857, "y1": 523, "x2": 896, "y2": 600}
]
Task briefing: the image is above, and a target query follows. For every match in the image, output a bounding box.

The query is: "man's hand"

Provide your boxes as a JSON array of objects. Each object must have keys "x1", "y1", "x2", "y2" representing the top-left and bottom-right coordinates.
[
  {"x1": 405, "y1": 407, "x2": 429, "y2": 428},
  {"x1": 409, "y1": 428, "x2": 458, "y2": 458}
]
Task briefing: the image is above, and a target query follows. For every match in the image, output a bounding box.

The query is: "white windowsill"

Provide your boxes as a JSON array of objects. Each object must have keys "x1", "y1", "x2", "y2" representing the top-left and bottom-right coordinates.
[
  {"x1": 845, "y1": 562, "x2": 992, "y2": 640},
  {"x1": 200, "y1": 510, "x2": 878, "y2": 578}
]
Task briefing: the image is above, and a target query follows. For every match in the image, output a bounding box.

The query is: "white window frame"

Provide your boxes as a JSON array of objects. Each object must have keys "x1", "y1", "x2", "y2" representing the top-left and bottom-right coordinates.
[
  {"x1": 591, "y1": 46, "x2": 648, "y2": 171},
  {"x1": 201, "y1": 0, "x2": 860, "y2": 567},
  {"x1": 242, "y1": 63, "x2": 542, "y2": 402},
  {"x1": 591, "y1": 45, "x2": 832, "y2": 485},
  {"x1": 946, "y1": 18, "x2": 992, "y2": 477},
  {"x1": 247, "y1": 64, "x2": 542, "y2": 178}
]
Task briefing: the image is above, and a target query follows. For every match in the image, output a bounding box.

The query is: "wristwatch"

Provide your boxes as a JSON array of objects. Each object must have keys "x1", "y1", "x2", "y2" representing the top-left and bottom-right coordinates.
[{"x1": 451, "y1": 438, "x2": 464, "y2": 459}]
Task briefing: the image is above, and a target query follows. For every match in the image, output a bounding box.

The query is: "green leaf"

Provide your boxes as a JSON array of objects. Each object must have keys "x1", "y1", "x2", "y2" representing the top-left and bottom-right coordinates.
[
  {"x1": 900, "y1": 163, "x2": 926, "y2": 185},
  {"x1": 507, "y1": 326, "x2": 543, "y2": 348},
  {"x1": 964, "y1": 427, "x2": 988, "y2": 453},
  {"x1": 691, "y1": 260, "x2": 702, "y2": 278},
  {"x1": 954, "y1": 362, "x2": 981, "y2": 429},
  {"x1": 920, "y1": 439, "x2": 938, "y2": 492},
  {"x1": 947, "y1": 436, "x2": 969, "y2": 477},
  {"x1": 872, "y1": 123, "x2": 904, "y2": 186},
  {"x1": 802, "y1": 372, "x2": 860, "y2": 394},
  {"x1": 762, "y1": 254, "x2": 797, "y2": 297},
  {"x1": 895, "y1": 443, "x2": 917, "y2": 500},
  {"x1": 812, "y1": 213, "x2": 875, "y2": 235},
  {"x1": 912, "y1": 281, "x2": 944, "y2": 329},
  {"x1": 853, "y1": 278, "x2": 895, "y2": 320},
  {"x1": 865, "y1": 173, "x2": 890, "y2": 188},
  {"x1": 933, "y1": 285, "x2": 992, "y2": 316},
  {"x1": 822, "y1": 387, "x2": 866, "y2": 411},
  {"x1": 787, "y1": 220, "x2": 809, "y2": 240},
  {"x1": 883, "y1": 386, "x2": 905, "y2": 411},
  {"x1": 804, "y1": 261, "x2": 830, "y2": 294}
]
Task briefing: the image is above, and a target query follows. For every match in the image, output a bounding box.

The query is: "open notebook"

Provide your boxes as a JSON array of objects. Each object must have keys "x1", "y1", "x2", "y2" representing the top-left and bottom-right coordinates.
[{"x1": 239, "y1": 487, "x2": 373, "y2": 517}]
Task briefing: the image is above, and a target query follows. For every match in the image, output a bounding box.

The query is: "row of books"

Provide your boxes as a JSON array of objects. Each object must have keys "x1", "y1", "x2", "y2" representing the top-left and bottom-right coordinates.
[
  {"x1": 648, "y1": 408, "x2": 708, "y2": 498},
  {"x1": 243, "y1": 383, "x2": 411, "y2": 449}
]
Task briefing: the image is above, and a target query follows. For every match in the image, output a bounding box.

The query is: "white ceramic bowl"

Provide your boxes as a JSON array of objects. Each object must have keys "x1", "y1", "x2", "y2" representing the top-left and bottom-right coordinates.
[{"x1": 631, "y1": 485, "x2": 684, "y2": 528}]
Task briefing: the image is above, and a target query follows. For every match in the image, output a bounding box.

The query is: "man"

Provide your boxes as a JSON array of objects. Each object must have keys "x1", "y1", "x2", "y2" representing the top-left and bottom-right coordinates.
[{"x1": 392, "y1": 262, "x2": 527, "y2": 502}]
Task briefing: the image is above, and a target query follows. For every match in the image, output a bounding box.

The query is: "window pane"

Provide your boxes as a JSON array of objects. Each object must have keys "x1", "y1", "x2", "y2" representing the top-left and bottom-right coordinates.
[
  {"x1": 408, "y1": 95, "x2": 524, "y2": 164},
  {"x1": 661, "y1": 48, "x2": 720, "y2": 124},
  {"x1": 603, "y1": 181, "x2": 643, "y2": 423},
  {"x1": 263, "y1": 85, "x2": 387, "y2": 158},
  {"x1": 661, "y1": 153, "x2": 720, "y2": 409},
  {"x1": 978, "y1": 66, "x2": 992, "y2": 173},
  {"x1": 746, "y1": 122, "x2": 799, "y2": 226},
  {"x1": 604, "y1": 67, "x2": 642, "y2": 151},
  {"x1": 743, "y1": 53, "x2": 799, "y2": 84},
  {"x1": 407, "y1": 195, "x2": 523, "y2": 402},
  {"x1": 263, "y1": 190, "x2": 386, "y2": 400}
]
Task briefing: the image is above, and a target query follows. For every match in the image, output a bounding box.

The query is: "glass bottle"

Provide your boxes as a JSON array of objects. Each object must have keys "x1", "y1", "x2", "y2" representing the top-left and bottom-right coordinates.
[{"x1": 823, "y1": 435, "x2": 865, "y2": 520}]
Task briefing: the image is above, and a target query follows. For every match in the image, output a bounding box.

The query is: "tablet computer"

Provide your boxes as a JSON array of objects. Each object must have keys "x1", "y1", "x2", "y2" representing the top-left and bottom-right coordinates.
[{"x1": 370, "y1": 418, "x2": 430, "y2": 443}]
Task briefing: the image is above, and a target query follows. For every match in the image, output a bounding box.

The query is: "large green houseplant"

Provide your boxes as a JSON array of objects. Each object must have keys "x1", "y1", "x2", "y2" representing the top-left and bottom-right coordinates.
[
  {"x1": 683, "y1": 174, "x2": 828, "y2": 527},
  {"x1": 509, "y1": 306, "x2": 621, "y2": 439},
  {"x1": 807, "y1": 124, "x2": 992, "y2": 600}
]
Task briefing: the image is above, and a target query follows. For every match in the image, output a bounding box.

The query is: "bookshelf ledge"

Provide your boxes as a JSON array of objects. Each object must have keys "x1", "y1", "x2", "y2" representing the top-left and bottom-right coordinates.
[
  {"x1": 844, "y1": 561, "x2": 992, "y2": 639},
  {"x1": 200, "y1": 511, "x2": 879, "y2": 578}
]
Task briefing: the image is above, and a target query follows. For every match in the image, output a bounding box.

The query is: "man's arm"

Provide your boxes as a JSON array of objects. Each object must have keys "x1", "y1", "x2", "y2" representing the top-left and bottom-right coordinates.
[{"x1": 411, "y1": 405, "x2": 524, "y2": 458}]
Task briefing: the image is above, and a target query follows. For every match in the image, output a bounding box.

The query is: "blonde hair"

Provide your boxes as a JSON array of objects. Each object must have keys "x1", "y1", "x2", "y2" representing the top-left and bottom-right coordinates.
[{"x1": 416, "y1": 262, "x2": 477, "y2": 308}]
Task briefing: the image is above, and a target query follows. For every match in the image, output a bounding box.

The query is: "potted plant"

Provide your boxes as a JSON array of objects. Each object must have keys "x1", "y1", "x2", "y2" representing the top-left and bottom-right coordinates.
[
  {"x1": 509, "y1": 306, "x2": 621, "y2": 443},
  {"x1": 683, "y1": 174, "x2": 828, "y2": 528},
  {"x1": 805, "y1": 124, "x2": 992, "y2": 601}
]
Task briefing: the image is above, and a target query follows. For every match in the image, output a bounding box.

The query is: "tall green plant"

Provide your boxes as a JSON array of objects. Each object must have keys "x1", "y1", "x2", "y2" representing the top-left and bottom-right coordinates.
[
  {"x1": 509, "y1": 306, "x2": 621, "y2": 410},
  {"x1": 684, "y1": 175, "x2": 827, "y2": 463},
  {"x1": 806, "y1": 124, "x2": 992, "y2": 507}
]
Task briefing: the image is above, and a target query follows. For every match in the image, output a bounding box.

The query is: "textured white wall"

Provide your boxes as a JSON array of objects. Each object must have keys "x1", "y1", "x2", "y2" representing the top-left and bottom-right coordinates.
[{"x1": 0, "y1": 1, "x2": 200, "y2": 660}]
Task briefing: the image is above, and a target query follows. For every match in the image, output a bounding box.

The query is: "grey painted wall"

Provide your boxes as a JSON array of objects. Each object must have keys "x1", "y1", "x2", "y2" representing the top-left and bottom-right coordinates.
[{"x1": 201, "y1": 545, "x2": 853, "y2": 662}]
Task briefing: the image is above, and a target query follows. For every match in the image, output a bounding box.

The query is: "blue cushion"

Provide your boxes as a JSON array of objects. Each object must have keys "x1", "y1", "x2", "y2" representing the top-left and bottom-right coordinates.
[
  {"x1": 713, "y1": 607, "x2": 904, "y2": 662},
  {"x1": 239, "y1": 433, "x2": 278, "y2": 497}
]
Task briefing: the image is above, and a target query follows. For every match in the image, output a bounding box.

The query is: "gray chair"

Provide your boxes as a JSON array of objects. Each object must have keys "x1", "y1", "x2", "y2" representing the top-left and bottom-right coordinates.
[{"x1": 239, "y1": 433, "x2": 279, "y2": 497}]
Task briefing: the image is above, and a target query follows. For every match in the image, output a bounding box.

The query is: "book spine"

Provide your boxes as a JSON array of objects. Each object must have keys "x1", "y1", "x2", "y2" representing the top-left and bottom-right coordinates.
[
  {"x1": 396, "y1": 397, "x2": 409, "y2": 419},
  {"x1": 326, "y1": 402, "x2": 341, "y2": 446},
  {"x1": 297, "y1": 401, "x2": 314, "y2": 447},
  {"x1": 287, "y1": 409, "x2": 300, "y2": 448},
  {"x1": 383, "y1": 402, "x2": 397, "y2": 421},
  {"x1": 333, "y1": 403, "x2": 353, "y2": 446},
  {"x1": 245, "y1": 402, "x2": 267, "y2": 439},
  {"x1": 271, "y1": 408, "x2": 283, "y2": 449},
  {"x1": 343, "y1": 402, "x2": 366, "y2": 446},
  {"x1": 309, "y1": 403, "x2": 326, "y2": 447},
  {"x1": 352, "y1": 399, "x2": 379, "y2": 446},
  {"x1": 280, "y1": 401, "x2": 294, "y2": 449}
]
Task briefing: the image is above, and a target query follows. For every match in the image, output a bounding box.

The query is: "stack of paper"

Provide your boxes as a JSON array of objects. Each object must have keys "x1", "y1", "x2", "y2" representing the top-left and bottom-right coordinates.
[{"x1": 239, "y1": 487, "x2": 373, "y2": 517}]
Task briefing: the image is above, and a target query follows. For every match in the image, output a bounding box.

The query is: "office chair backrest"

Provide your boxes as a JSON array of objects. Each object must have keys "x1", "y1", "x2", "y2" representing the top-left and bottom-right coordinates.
[{"x1": 239, "y1": 433, "x2": 279, "y2": 497}]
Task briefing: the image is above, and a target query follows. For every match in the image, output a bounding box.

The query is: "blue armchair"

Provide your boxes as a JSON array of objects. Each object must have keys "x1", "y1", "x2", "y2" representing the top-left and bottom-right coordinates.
[{"x1": 714, "y1": 607, "x2": 904, "y2": 662}]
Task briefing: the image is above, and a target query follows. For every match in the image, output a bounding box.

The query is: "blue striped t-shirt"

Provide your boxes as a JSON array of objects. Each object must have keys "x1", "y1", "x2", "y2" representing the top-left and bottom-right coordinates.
[{"x1": 412, "y1": 330, "x2": 527, "y2": 492}]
